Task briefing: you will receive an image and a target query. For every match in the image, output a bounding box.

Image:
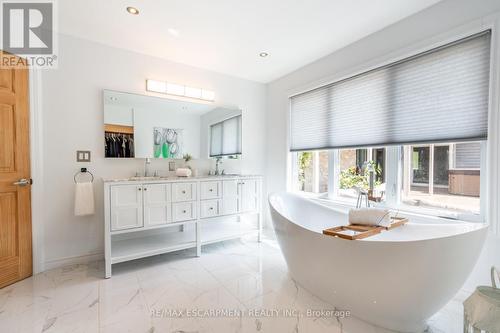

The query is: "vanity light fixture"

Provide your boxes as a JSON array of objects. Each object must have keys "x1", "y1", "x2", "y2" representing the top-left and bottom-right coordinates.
[
  {"x1": 126, "y1": 6, "x2": 139, "y2": 15},
  {"x1": 146, "y1": 79, "x2": 215, "y2": 102},
  {"x1": 146, "y1": 80, "x2": 166, "y2": 93},
  {"x1": 185, "y1": 86, "x2": 202, "y2": 99},
  {"x1": 168, "y1": 28, "x2": 180, "y2": 37},
  {"x1": 166, "y1": 82, "x2": 184, "y2": 96},
  {"x1": 259, "y1": 52, "x2": 269, "y2": 57}
]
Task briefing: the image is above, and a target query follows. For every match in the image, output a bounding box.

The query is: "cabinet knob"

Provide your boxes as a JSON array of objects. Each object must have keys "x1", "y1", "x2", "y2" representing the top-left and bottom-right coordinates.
[
  {"x1": 209, "y1": 189, "x2": 213, "y2": 192},
  {"x1": 138, "y1": 188, "x2": 142, "y2": 191},
  {"x1": 209, "y1": 207, "x2": 214, "y2": 210},
  {"x1": 182, "y1": 210, "x2": 187, "y2": 213},
  {"x1": 144, "y1": 188, "x2": 147, "y2": 191},
  {"x1": 182, "y1": 190, "x2": 186, "y2": 194}
]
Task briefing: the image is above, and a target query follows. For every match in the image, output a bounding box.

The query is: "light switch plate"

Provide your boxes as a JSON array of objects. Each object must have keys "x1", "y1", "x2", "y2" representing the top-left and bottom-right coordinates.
[{"x1": 77, "y1": 150, "x2": 91, "y2": 162}]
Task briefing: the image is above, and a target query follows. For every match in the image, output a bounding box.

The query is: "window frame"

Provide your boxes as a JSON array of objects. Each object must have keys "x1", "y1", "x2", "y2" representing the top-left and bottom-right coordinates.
[
  {"x1": 209, "y1": 114, "x2": 242, "y2": 158},
  {"x1": 290, "y1": 142, "x2": 486, "y2": 222}
]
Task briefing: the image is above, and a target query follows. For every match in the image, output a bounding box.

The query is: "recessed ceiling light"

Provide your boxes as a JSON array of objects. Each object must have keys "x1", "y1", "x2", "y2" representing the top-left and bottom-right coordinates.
[
  {"x1": 259, "y1": 52, "x2": 269, "y2": 58},
  {"x1": 126, "y1": 6, "x2": 139, "y2": 15},
  {"x1": 168, "y1": 28, "x2": 180, "y2": 37}
]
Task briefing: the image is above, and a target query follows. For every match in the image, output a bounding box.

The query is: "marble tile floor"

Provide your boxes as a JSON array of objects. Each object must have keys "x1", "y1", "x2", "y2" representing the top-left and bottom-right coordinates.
[{"x1": 0, "y1": 237, "x2": 469, "y2": 333}]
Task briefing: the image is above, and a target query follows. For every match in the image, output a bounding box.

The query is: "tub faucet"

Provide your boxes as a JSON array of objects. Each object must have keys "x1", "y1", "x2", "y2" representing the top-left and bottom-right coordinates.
[{"x1": 215, "y1": 157, "x2": 222, "y2": 175}]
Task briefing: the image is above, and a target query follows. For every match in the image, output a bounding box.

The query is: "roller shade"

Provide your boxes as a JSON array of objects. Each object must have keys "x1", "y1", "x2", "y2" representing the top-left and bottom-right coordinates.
[
  {"x1": 290, "y1": 31, "x2": 491, "y2": 152},
  {"x1": 210, "y1": 115, "x2": 242, "y2": 157}
]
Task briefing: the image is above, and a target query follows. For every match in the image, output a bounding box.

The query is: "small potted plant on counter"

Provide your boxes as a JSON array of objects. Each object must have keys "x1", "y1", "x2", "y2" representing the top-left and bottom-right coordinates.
[{"x1": 183, "y1": 153, "x2": 198, "y2": 176}]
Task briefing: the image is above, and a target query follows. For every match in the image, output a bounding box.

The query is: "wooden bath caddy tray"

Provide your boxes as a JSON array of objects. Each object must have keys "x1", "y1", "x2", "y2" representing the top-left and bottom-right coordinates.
[{"x1": 322, "y1": 217, "x2": 408, "y2": 240}]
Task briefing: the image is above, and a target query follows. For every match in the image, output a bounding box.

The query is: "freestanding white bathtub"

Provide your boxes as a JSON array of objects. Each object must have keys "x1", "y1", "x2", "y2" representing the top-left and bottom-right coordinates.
[{"x1": 269, "y1": 192, "x2": 487, "y2": 333}]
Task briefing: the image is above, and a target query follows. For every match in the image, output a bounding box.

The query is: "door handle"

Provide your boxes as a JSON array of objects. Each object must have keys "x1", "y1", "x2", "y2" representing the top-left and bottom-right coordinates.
[{"x1": 13, "y1": 178, "x2": 31, "y2": 186}]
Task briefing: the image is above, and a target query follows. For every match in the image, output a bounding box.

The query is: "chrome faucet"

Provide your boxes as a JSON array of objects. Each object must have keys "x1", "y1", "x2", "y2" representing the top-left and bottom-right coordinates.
[
  {"x1": 214, "y1": 157, "x2": 223, "y2": 175},
  {"x1": 144, "y1": 158, "x2": 151, "y2": 177}
]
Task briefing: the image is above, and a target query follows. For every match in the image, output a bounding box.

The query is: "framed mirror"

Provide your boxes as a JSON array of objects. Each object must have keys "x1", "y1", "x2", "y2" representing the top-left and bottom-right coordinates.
[{"x1": 103, "y1": 90, "x2": 242, "y2": 159}]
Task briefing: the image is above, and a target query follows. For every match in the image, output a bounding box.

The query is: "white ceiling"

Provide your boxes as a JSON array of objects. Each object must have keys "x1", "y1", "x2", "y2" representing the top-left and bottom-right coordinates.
[{"x1": 58, "y1": 0, "x2": 441, "y2": 83}]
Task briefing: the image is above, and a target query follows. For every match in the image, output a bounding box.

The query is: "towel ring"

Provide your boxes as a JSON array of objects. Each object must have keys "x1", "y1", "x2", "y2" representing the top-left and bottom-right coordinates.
[{"x1": 74, "y1": 168, "x2": 94, "y2": 183}]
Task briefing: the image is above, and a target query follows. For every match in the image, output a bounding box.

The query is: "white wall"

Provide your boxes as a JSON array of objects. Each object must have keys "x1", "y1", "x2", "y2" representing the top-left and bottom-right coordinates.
[
  {"x1": 265, "y1": 0, "x2": 500, "y2": 289},
  {"x1": 39, "y1": 34, "x2": 267, "y2": 270}
]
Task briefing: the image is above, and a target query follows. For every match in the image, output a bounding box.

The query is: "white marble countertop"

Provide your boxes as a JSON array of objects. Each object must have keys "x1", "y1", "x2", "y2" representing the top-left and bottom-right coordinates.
[{"x1": 103, "y1": 174, "x2": 263, "y2": 183}]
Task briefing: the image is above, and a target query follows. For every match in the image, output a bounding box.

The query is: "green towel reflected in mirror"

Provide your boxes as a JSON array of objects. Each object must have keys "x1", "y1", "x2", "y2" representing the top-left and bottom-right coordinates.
[{"x1": 162, "y1": 142, "x2": 169, "y2": 158}]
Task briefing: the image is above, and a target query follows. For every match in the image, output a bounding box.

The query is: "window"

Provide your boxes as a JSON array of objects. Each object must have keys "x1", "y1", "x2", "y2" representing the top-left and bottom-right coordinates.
[
  {"x1": 288, "y1": 31, "x2": 490, "y2": 221},
  {"x1": 291, "y1": 143, "x2": 483, "y2": 219},
  {"x1": 337, "y1": 148, "x2": 385, "y2": 200},
  {"x1": 292, "y1": 151, "x2": 329, "y2": 194},
  {"x1": 402, "y1": 142, "x2": 481, "y2": 215},
  {"x1": 210, "y1": 115, "x2": 242, "y2": 157}
]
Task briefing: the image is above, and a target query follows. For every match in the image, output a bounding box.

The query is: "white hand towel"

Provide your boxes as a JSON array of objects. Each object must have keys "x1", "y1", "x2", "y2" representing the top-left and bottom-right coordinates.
[
  {"x1": 348, "y1": 208, "x2": 391, "y2": 227},
  {"x1": 175, "y1": 168, "x2": 192, "y2": 177},
  {"x1": 74, "y1": 182, "x2": 95, "y2": 216}
]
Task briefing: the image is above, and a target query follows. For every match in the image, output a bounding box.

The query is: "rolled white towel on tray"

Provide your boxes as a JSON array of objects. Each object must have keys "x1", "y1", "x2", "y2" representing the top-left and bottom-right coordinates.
[{"x1": 348, "y1": 208, "x2": 391, "y2": 227}]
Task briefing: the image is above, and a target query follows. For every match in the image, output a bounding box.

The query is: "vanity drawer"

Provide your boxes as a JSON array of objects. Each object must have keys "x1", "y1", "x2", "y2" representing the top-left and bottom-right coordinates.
[
  {"x1": 172, "y1": 202, "x2": 196, "y2": 222},
  {"x1": 200, "y1": 199, "x2": 220, "y2": 218},
  {"x1": 200, "y1": 181, "x2": 221, "y2": 200},
  {"x1": 172, "y1": 182, "x2": 196, "y2": 202}
]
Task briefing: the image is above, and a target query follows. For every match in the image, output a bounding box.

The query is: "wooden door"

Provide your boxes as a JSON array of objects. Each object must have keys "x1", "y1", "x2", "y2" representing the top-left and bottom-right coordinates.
[
  {"x1": 110, "y1": 184, "x2": 144, "y2": 231},
  {"x1": 0, "y1": 53, "x2": 32, "y2": 288}
]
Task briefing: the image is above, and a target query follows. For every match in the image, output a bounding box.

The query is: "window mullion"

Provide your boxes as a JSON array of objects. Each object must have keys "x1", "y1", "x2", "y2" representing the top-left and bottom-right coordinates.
[
  {"x1": 328, "y1": 150, "x2": 339, "y2": 199},
  {"x1": 429, "y1": 144, "x2": 435, "y2": 195},
  {"x1": 385, "y1": 146, "x2": 402, "y2": 207},
  {"x1": 312, "y1": 152, "x2": 319, "y2": 193},
  {"x1": 480, "y1": 141, "x2": 487, "y2": 222}
]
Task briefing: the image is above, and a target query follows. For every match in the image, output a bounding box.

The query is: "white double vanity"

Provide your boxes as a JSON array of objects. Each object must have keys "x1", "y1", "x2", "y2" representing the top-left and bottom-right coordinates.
[
  {"x1": 101, "y1": 89, "x2": 260, "y2": 278},
  {"x1": 103, "y1": 175, "x2": 262, "y2": 278}
]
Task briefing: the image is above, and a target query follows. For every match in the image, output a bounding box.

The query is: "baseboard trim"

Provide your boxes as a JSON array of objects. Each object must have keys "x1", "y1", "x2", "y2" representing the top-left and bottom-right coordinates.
[{"x1": 44, "y1": 252, "x2": 104, "y2": 271}]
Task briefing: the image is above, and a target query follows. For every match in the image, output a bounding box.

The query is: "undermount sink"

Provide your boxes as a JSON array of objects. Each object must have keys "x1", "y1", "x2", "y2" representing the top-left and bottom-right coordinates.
[{"x1": 128, "y1": 176, "x2": 162, "y2": 181}]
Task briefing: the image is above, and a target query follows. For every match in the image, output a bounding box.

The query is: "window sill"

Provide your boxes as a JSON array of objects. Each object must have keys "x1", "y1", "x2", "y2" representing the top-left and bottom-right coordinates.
[{"x1": 291, "y1": 191, "x2": 484, "y2": 224}]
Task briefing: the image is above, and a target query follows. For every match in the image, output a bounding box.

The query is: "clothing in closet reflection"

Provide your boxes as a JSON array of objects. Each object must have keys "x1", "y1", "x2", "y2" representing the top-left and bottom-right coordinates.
[{"x1": 105, "y1": 132, "x2": 134, "y2": 158}]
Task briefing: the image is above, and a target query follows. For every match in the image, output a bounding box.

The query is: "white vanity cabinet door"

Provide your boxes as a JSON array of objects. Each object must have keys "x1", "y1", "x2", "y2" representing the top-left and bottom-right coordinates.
[
  {"x1": 200, "y1": 181, "x2": 221, "y2": 200},
  {"x1": 110, "y1": 185, "x2": 144, "y2": 231},
  {"x1": 172, "y1": 182, "x2": 197, "y2": 202},
  {"x1": 222, "y1": 180, "x2": 239, "y2": 215},
  {"x1": 172, "y1": 202, "x2": 196, "y2": 222},
  {"x1": 200, "y1": 199, "x2": 220, "y2": 218},
  {"x1": 143, "y1": 183, "x2": 172, "y2": 227},
  {"x1": 240, "y1": 179, "x2": 258, "y2": 213}
]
